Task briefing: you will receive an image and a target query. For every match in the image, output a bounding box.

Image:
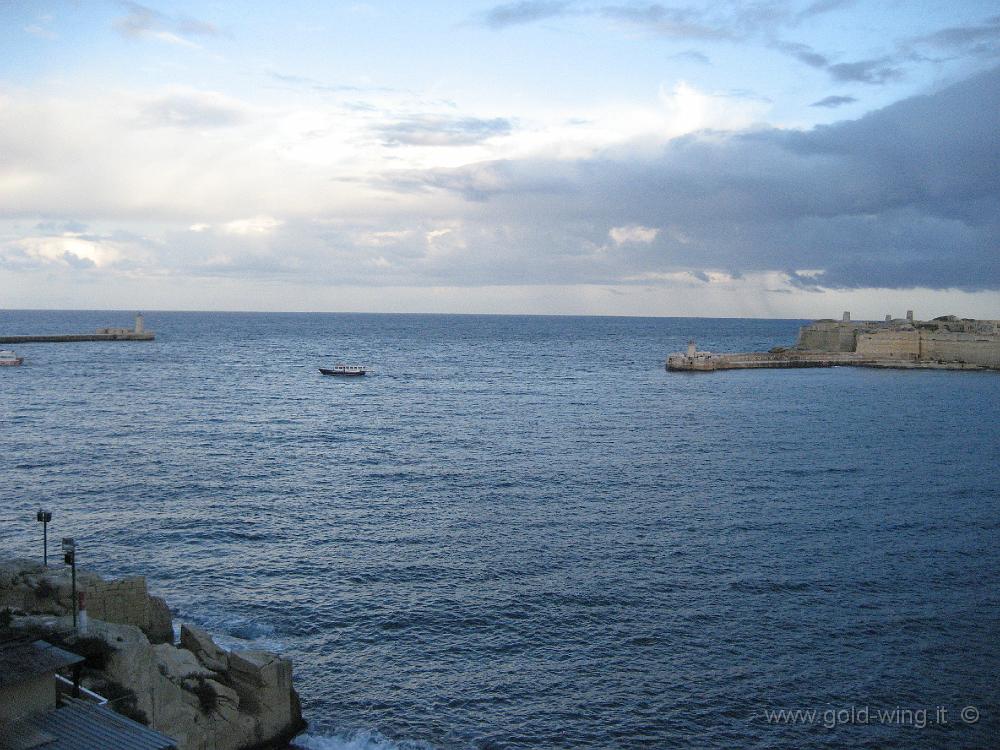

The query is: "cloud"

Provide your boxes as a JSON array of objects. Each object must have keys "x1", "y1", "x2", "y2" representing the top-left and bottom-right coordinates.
[
  {"x1": 222, "y1": 217, "x2": 284, "y2": 235},
  {"x1": 24, "y1": 24, "x2": 57, "y2": 40},
  {"x1": 770, "y1": 40, "x2": 902, "y2": 85},
  {"x1": 771, "y1": 15, "x2": 998, "y2": 85},
  {"x1": 2, "y1": 64, "x2": 997, "y2": 297},
  {"x1": 609, "y1": 225, "x2": 659, "y2": 245},
  {"x1": 113, "y1": 2, "x2": 219, "y2": 46},
  {"x1": 482, "y1": 1, "x2": 573, "y2": 29},
  {"x1": 826, "y1": 57, "x2": 902, "y2": 84},
  {"x1": 139, "y1": 91, "x2": 247, "y2": 128},
  {"x1": 672, "y1": 49, "x2": 711, "y2": 64},
  {"x1": 1, "y1": 230, "x2": 150, "y2": 271},
  {"x1": 910, "y1": 15, "x2": 1000, "y2": 57},
  {"x1": 797, "y1": 0, "x2": 855, "y2": 19},
  {"x1": 482, "y1": 2, "x2": 993, "y2": 88},
  {"x1": 810, "y1": 95, "x2": 857, "y2": 108},
  {"x1": 771, "y1": 40, "x2": 829, "y2": 69},
  {"x1": 375, "y1": 115, "x2": 513, "y2": 147},
  {"x1": 378, "y1": 67, "x2": 1000, "y2": 291},
  {"x1": 601, "y1": 4, "x2": 737, "y2": 41}
]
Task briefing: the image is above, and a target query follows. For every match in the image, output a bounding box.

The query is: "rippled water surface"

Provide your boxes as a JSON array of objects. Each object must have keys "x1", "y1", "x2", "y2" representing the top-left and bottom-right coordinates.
[{"x1": 2, "y1": 310, "x2": 998, "y2": 749}]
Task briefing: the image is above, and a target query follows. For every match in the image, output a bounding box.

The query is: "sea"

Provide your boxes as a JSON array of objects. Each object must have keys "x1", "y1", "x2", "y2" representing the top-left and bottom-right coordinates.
[{"x1": 1, "y1": 310, "x2": 998, "y2": 750}]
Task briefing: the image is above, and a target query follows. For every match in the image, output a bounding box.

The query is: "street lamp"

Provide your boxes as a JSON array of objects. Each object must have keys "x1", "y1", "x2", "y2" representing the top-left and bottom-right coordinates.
[
  {"x1": 62, "y1": 538, "x2": 77, "y2": 629},
  {"x1": 36, "y1": 510, "x2": 52, "y2": 566}
]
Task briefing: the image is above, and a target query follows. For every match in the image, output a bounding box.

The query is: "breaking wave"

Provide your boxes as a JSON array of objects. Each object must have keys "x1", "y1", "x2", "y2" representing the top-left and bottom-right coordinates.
[{"x1": 291, "y1": 729, "x2": 436, "y2": 750}]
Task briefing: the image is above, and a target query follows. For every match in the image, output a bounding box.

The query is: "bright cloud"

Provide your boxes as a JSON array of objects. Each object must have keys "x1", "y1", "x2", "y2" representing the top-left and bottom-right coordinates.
[
  {"x1": 222, "y1": 217, "x2": 285, "y2": 235},
  {"x1": 609, "y1": 225, "x2": 659, "y2": 245},
  {"x1": 3, "y1": 232, "x2": 144, "y2": 271}
]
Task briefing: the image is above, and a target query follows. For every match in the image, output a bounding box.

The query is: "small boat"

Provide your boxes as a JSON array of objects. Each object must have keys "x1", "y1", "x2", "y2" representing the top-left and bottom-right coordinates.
[
  {"x1": 319, "y1": 364, "x2": 366, "y2": 376},
  {"x1": 0, "y1": 350, "x2": 23, "y2": 366}
]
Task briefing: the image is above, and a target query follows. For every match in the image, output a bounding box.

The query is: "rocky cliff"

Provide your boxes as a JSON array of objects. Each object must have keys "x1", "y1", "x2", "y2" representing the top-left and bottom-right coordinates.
[{"x1": 0, "y1": 558, "x2": 306, "y2": 750}]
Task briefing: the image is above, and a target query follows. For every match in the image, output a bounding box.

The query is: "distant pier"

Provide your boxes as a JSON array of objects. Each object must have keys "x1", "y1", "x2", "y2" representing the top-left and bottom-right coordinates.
[{"x1": 0, "y1": 313, "x2": 155, "y2": 344}]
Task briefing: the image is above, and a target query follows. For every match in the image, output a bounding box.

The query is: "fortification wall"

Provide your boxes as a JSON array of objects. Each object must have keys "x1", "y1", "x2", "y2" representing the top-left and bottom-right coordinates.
[
  {"x1": 856, "y1": 330, "x2": 920, "y2": 359},
  {"x1": 921, "y1": 332, "x2": 1000, "y2": 367},
  {"x1": 796, "y1": 322, "x2": 857, "y2": 352}
]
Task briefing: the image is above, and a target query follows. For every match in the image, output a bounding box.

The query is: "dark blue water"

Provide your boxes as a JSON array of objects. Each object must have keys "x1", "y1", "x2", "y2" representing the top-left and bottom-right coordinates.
[{"x1": 2, "y1": 310, "x2": 998, "y2": 750}]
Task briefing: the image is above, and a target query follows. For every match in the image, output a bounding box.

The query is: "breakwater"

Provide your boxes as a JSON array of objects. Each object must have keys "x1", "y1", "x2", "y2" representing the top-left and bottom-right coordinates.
[
  {"x1": 0, "y1": 332, "x2": 155, "y2": 343},
  {"x1": 666, "y1": 350, "x2": 990, "y2": 371},
  {"x1": 0, "y1": 312, "x2": 154, "y2": 343}
]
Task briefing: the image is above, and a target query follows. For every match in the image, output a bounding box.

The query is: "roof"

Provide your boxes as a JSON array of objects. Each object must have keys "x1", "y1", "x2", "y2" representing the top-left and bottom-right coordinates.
[
  {"x1": 19, "y1": 698, "x2": 177, "y2": 750},
  {"x1": 0, "y1": 641, "x2": 84, "y2": 688}
]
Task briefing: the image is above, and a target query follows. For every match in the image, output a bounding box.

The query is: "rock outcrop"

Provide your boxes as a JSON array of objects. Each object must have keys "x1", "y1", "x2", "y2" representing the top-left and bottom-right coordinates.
[
  {"x1": 0, "y1": 558, "x2": 172, "y2": 643},
  {"x1": 0, "y1": 559, "x2": 306, "y2": 750}
]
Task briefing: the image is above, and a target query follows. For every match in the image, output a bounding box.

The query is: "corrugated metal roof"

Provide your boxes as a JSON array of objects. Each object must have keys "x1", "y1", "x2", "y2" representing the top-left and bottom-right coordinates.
[
  {"x1": 25, "y1": 698, "x2": 177, "y2": 750},
  {"x1": 0, "y1": 640, "x2": 84, "y2": 688}
]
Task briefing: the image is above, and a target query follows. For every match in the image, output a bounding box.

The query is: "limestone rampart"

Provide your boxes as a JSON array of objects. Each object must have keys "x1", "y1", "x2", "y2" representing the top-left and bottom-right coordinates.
[
  {"x1": 669, "y1": 313, "x2": 1000, "y2": 372},
  {"x1": 795, "y1": 320, "x2": 859, "y2": 352},
  {"x1": 921, "y1": 332, "x2": 1000, "y2": 367},
  {"x1": 855, "y1": 330, "x2": 920, "y2": 360}
]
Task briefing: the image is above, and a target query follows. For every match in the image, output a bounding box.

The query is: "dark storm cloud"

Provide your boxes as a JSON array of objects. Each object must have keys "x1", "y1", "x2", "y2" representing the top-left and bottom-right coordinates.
[
  {"x1": 375, "y1": 116, "x2": 513, "y2": 147},
  {"x1": 381, "y1": 67, "x2": 1000, "y2": 291},
  {"x1": 483, "y1": 1, "x2": 574, "y2": 29},
  {"x1": 114, "y1": 2, "x2": 219, "y2": 41},
  {"x1": 810, "y1": 95, "x2": 856, "y2": 108}
]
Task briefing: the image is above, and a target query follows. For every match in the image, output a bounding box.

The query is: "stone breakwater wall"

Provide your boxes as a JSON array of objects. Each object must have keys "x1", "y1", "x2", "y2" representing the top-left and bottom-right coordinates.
[
  {"x1": 667, "y1": 351, "x2": 874, "y2": 371},
  {"x1": 666, "y1": 350, "x2": 993, "y2": 372},
  {"x1": 0, "y1": 333, "x2": 154, "y2": 343},
  {"x1": 0, "y1": 558, "x2": 305, "y2": 750}
]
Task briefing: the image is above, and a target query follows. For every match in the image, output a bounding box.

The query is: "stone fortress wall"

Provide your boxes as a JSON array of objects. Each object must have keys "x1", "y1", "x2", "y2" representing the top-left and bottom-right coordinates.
[
  {"x1": 796, "y1": 311, "x2": 1000, "y2": 368},
  {"x1": 668, "y1": 311, "x2": 1000, "y2": 372}
]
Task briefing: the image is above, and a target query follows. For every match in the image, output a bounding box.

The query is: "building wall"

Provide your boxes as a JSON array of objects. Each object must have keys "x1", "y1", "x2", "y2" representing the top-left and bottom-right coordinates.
[{"x1": 0, "y1": 674, "x2": 55, "y2": 721}]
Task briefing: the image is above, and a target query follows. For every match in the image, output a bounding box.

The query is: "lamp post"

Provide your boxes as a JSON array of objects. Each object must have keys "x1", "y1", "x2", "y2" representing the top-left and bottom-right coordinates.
[
  {"x1": 62, "y1": 538, "x2": 76, "y2": 629},
  {"x1": 37, "y1": 510, "x2": 52, "y2": 566}
]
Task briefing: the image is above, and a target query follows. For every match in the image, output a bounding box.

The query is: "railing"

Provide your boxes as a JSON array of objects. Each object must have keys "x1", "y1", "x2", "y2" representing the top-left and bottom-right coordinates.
[{"x1": 55, "y1": 673, "x2": 109, "y2": 706}]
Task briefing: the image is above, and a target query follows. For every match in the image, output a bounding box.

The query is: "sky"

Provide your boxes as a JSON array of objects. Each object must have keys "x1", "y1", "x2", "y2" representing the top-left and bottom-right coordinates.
[{"x1": 1, "y1": 0, "x2": 998, "y2": 317}]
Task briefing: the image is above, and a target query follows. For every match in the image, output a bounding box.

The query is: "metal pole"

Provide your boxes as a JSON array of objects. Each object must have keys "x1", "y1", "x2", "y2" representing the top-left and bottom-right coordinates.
[
  {"x1": 38, "y1": 511, "x2": 52, "y2": 566},
  {"x1": 71, "y1": 558, "x2": 77, "y2": 629}
]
